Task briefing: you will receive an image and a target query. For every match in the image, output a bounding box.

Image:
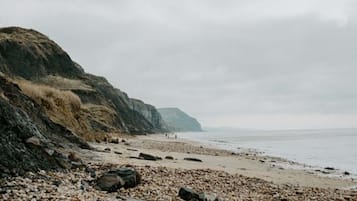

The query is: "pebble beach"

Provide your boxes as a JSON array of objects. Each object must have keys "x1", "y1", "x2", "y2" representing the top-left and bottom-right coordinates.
[{"x1": 1, "y1": 134, "x2": 357, "y2": 200}]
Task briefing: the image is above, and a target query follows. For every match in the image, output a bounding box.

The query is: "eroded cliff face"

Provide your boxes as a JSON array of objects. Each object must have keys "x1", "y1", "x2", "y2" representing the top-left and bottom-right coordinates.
[
  {"x1": 0, "y1": 27, "x2": 168, "y2": 140},
  {"x1": 0, "y1": 75, "x2": 89, "y2": 177}
]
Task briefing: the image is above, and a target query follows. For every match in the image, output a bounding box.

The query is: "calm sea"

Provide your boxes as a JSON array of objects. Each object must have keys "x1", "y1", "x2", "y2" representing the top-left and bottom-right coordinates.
[{"x1": 178, "y1": 128, "x2": 357, "y2": 174}]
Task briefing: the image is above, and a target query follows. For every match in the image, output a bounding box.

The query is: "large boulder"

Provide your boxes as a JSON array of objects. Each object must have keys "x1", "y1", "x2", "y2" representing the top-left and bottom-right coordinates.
[
  {"x1": 178, "y1": 187, "x2": 222, "y2": 201},
  {"x1": 95, "y1": 167, "x2": 141, "y2": 192}
]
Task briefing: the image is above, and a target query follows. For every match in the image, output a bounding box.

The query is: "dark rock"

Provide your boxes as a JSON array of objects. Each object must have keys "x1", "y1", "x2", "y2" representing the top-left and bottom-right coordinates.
[
  {"x1": 127, "y1": 148, "x2": 138, "y2": 152},
  {"x1": 344, "y1": 171, "x2": 350, "y2": 176},
  {"x1": 179, "y1": 187, "x2": 200, "y2": 200},
  {"x1": 139, "y1": 153, "x2": 162, "y2": 161},
  {"x1": 52, "y1": 180, "x2": 62, "y2": 187},
  {"x1": 85, "y1": 166, "x2": 96, "y2": 178},
  {"x1": 128, "y1": 156, "x2": 141, "y2": 159},
  {"x1": 70, "y1": 161, "x2": 85, "y2": 169},
  {"x1": 324, "y1": 167, "x2": 335, "y2": 171},
  {"x1": 184, "y1": 157, "x2": 203, "y2": 162},
  {"x1": 104, "y1": 148, "x2": 111, "y2": 152},
  {"x1": 114, "y1": 151, "x2": 123, "y2": 155},
  {"x1": 96, "y1": 167, "x2": 141, "y2": 192},
  {"x1": 95, "y1": 173, "x2": 124, "y2": 192},
  {"x1": 110, "y1": 138, "x2": 119, "y2": 144},
  {"x1": 80, "y1": 180, "x2": 90, "y2": 191},
  {"x1": 165, "y1": 156, "x2": 174, "y2": 160},
  {"x1": 178, "y1": 187, "x2": 221, "y2": 201}
]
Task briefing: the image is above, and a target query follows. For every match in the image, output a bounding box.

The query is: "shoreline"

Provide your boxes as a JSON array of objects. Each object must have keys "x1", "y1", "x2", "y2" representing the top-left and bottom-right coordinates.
[
  {"x1": 2, "y1": 133, "x2": 357, "y2": 200},
  {"x1": 176, "y1": 133, "x2": 357, "y2": 182},
  {"x1": 83, "y1": 133, "x2": 357, "y2": 189}
]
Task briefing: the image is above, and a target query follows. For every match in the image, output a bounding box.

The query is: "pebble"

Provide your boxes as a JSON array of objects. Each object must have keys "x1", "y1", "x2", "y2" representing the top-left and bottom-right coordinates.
[{"x1": 1, "y1": 163, "x2": 356, "y2": 201}]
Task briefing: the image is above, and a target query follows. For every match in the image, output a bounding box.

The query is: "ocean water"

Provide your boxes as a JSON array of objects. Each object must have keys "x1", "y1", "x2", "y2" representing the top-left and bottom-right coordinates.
[{"x1": 178, "y1": 128, "x2": 357, "y2": 174}]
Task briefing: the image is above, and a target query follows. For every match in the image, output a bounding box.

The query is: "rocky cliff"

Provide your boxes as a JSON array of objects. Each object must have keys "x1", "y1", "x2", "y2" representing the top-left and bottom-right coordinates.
[
  {"x1": 0, "y1": 74, "x2": 90, "y2": 177},
  {"x1": 0, "y1": 27, "x2": 168, "y2": 140},
  {"x1": 158, "y1": 108, "x2": 203, "y2": 132}
]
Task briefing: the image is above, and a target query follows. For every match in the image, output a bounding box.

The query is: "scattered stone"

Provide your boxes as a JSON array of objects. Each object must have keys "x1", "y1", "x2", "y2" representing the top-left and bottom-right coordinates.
[
  {"x1": 324, "y1": 167, "x2": 335, "y2": 171},
  {"x1": 95, "y1": 173, "x2": 125, "y2": 192},
  {"x1": 52, "y1": 180, "x2": 62, "y2": 187},
  {"x1": 114, "y1": 151, "x2": 123, "y2": 155},
  {"x1": 179, "y1": 187, "x2": 200, "y2": 200},
  {"x1": 96, "y1": 167, "x2": 141, "y2": 191},
  {"x1": 127, "y1": 148, "x2": 138, "y2": 152},
  {"x1": 110, "y1": 138, "x2": 119, "y2": 144},
  {"x1": 128, "y1": 156, "x2": 141, "y2": 159},
  {"x1": 259, "y1": 160, "x2": 265, "y2": 163},
  {"x1": 165, "y1": 156, "x2": 174, "y2": 160},
  {"x1": 80, "y1": 180, "x2": 90, "y2": 191},
  {"x1": 104, "y1": 148, "x2": 111, "y2": 152},
  {"x1": 178, "y1": 187, "x2": 221, "y2": 201},
  {"x1": 124, "y1": 142, "x2": 130, "y2": 146},
  {"x1": 71, "y1": 161, "x2": 85, "y2": 169},
  {"x1": 296, "y1": 190, "x2": 304, "y2": 195},
  {"x1": 85, "y1": 166, "x2": 96, "y2": 178},
  {"x1": 139, "y1": 153, "x2": 162, "y2": 161},
  {"x1": 25, "y1": 136, "x2": 41, "y2": 146},
  {"x1": 344, "y1": 171, "x2": 350, "y2": 176},
  {"x1": 184, "y1": 157, "x2": 203, "y2": 162}
]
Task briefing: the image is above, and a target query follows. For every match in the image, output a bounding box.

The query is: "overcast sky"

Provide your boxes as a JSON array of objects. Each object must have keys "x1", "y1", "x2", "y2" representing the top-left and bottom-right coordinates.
[{"x1": 1, "y1": 0, "x2": 357, "y2": 129}]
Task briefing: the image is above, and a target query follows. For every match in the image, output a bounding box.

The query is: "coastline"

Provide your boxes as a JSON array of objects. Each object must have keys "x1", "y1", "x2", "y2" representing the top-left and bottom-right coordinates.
[
  {"x1": 2, "y1": 133, "x2": 357, "y2": 200},
  {"x1": 84, "y1": 134, "x2": 357, "y2": 189}
]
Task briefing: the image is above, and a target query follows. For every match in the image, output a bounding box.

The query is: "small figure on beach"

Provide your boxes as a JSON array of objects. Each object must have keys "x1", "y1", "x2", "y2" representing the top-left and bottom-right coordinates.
[{"x1": 175, "y1": 134, "x2": 177, "y2": 139}]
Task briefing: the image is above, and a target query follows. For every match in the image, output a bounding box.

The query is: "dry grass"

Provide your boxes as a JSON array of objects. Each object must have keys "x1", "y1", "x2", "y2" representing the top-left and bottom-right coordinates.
[
  {"x1": 11, "y1": 78, "x2": 122, "y2": 142},
  {"x1": 38, "y1": 75, "x2": 93, "y2": 91},
  {"x1": 16, "y1": 79, "x2": 82, "y2": 112},
  {"x1": 14, "y1": 79, "x2": 87, "y2": 136}
]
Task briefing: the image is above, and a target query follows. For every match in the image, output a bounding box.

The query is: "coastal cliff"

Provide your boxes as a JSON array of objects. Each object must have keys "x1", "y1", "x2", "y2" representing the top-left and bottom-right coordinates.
[
  {"x1": 158, "y1": 107, "x2": 203, "y2": 132},
  {"x1": 0, "y1": 27, "x2": 168, "y2": 140},
  {"x1": 0, "y1": 26, "x2": 168, "y2": 176}
]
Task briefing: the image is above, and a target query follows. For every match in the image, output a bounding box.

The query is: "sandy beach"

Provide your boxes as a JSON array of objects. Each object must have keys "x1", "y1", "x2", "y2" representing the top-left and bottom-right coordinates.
[
  {"x1": 2, "y1": 134, "x2": 357, "y2": 200},
  {"x1": 85, "y1": 134, "x2": 357, "y2": 189}
]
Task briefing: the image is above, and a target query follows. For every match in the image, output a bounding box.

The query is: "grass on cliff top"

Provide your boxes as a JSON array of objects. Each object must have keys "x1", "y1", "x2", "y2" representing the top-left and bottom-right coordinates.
[
  {"x1": 38, "y1": 75, "x2": 93, "y2": 91},
  {"x1": 16, "y1": 79, "x2": 82, "y2": 112},
  {"x1": 13, "y1": 78, "x2": 119, "y2": 142}
]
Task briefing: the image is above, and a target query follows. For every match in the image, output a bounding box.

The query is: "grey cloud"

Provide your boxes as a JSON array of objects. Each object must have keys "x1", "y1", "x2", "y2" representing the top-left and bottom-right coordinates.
[{"x1": 1, "y1": 0, "x2": 356, "y2": 129}]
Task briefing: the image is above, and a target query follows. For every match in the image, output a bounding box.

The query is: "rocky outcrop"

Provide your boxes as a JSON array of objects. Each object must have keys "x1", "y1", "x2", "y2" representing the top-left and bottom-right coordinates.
[
  {"x1": 0, "y1": 26, "x2": 168, "y2": 138},
  {"x1": 0, "y1": 75, "x2": 89, "y2": 177},
  {"x1": 158, "y1": 108, "x2": 203, "y2": 132}
]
